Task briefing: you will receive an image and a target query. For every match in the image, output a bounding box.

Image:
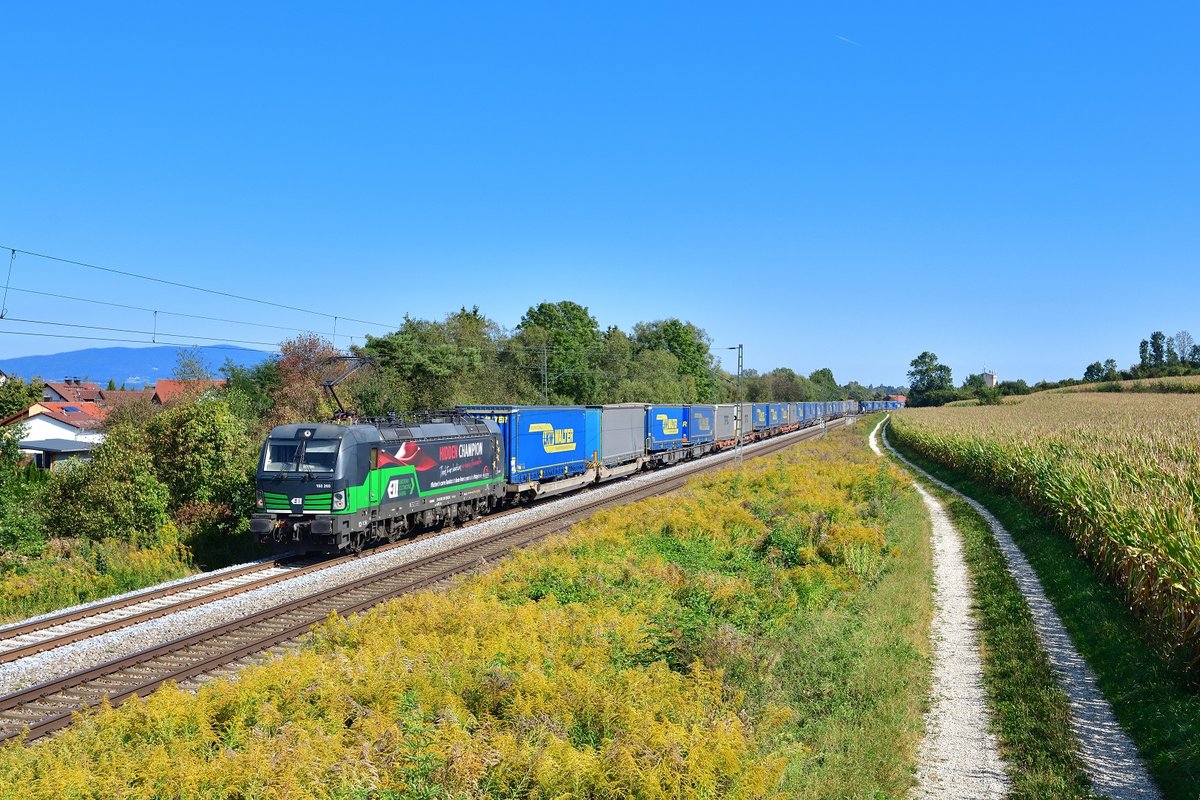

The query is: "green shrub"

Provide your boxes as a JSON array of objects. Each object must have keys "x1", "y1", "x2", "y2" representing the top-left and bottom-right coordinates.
[
  {"x1": 146, "y1": 397, "x2": 256, "y2": 510},
  {"x1": 45, "y1": 425, "x2": 170, "y2": 545},
  {"x1": 0, "y1": 479, "x2": 46, "y2": 557}
]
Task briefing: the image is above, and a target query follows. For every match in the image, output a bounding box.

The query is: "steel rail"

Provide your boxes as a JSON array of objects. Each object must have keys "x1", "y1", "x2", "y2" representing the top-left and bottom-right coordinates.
[
  {"x1": 0, "y1": 417, "x2": 849, "y2": 743},
  {"x1": 0, "y1": 558, "x2": 292, "y2": 641}
]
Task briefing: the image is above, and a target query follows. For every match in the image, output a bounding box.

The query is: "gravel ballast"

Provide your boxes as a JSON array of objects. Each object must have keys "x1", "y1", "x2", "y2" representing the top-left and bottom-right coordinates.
[{"x1": 0, "y1": 425, "x2": 829, "y2": 696}]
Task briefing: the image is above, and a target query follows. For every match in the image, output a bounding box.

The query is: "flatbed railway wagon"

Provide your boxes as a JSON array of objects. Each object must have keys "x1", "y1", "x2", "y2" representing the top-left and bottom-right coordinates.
[
  {"x1": 252, "y1": 416, "x2": 505, "y2": 553},
  {"x1": 587, "y1": 403, "x2": 647, "y2": 480},
  {"x1": 458, "y1": 405, "x2": 597, "y2": 500},
  {"x1": 645, "y1": 404, "x2": 690, "y2": 465}
]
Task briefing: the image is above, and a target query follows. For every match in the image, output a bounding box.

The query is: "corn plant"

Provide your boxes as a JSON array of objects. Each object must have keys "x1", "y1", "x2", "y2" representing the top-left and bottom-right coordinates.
[{"x1": 890, "y1": 393, "x2": 1200, "y2": 666}]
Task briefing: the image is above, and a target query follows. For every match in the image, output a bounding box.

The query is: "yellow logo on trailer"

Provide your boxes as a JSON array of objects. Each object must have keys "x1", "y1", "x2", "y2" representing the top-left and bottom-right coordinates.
[
  {"x1": 656, "y1": 414, "x2": 680, "y2": 435},
  {"x1": 529, "y1": 423, "x2": 577, "y2": 453}
]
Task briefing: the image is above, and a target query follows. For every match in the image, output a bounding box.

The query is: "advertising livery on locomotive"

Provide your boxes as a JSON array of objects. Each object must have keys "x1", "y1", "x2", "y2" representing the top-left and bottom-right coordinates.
[{"x1": 251, "y1": 399, "x2": 902, "y2": 554}]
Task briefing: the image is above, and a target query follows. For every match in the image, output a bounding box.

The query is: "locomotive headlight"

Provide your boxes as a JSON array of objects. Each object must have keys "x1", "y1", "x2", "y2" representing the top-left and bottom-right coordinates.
[
  {"x1": 255, "y1": 490, "x2": 264, "y2": 509},
  {"x1": 332, "y1": 490, "x2": 346, "y2": 511}
]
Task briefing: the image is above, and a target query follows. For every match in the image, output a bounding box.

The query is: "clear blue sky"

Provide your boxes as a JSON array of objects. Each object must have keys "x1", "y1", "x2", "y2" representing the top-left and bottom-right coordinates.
[{"x1": 1, "y1": 3, "x2": 1196, "y2": 386}]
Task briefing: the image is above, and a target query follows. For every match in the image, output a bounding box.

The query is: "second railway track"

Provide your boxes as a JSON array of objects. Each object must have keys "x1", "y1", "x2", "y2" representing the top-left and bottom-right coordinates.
[{"x1": 0, "y1": 418, "x2": 850, "y2": 744}]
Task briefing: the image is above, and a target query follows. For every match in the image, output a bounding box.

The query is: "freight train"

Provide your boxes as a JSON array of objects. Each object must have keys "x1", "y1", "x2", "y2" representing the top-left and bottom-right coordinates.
[{"x1": 250, "y1": 399, "x2": 901, "y2": 554}]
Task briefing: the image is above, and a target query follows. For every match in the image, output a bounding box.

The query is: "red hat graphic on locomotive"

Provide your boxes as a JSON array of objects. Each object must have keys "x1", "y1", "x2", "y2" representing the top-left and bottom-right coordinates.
[{"x1": 377, "y1": 442, "x2": 437, "y2": 471}]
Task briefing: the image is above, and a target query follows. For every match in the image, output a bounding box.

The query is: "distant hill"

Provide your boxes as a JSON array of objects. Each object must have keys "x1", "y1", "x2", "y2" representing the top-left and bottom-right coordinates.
[{"x1": 0, "y1": 345, "x2": 272, "y2": 388}]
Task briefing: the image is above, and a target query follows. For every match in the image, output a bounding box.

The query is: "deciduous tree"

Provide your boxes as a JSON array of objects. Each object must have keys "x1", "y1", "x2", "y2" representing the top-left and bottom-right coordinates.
[
  {"x1": 633, "y1": 319, "x2": 717, "y2": 402},
  {"x1": 907, "y1": 351, "x2": 953, "y2": 406},
  {"x1": 516, "y1": 301, "x2": 603, "y2": 403},
  {"x1": 45, "y1": 425, "x2": 170, "y2": 546},
  {"x1": 1174, "y1": 331, "x2": 1195, "y2": 366},
  {"x1": 0, "y1": 376, "x2": 43, "y2": 419},
  {"x1": 1150, "y1": 331, "x2": 1166, "y2": 368},
  {"x1": 146, "y1": 397, "x2": 254, "y2": 510},
  {"x1": 269, "y1": 333, "x2": 340, "y2": 425}
]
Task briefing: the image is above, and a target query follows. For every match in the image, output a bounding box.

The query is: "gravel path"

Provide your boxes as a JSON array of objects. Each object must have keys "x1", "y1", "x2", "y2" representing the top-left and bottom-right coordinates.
[
  {"x1": 869, "y1": 419, "x2": 1010, "y2": 798},
  {"x1": 0, "y1": 426, "x2": 821, "y2": 696},
  {"x1": 874, "y1": 418, "x2": 1161, "y2": 799}
]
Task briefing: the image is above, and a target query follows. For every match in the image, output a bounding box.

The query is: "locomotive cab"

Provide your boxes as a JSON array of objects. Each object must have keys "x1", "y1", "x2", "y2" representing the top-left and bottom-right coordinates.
[
  {"x1": 251, "y1": 423, "x2": 372, "y2": 552},
  {"x1": 252, "y1": 415, "x2": 507, "y2": 555}
]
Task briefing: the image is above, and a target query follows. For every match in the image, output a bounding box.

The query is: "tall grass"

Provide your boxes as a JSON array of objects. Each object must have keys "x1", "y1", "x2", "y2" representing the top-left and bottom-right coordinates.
[
  {"x1": 890, "y1": 393, "x2": 1200, "y2": 666},
  {"x1": 0, "y1": 427, "x2": 931, "y2": 799},
  {"x1": 0, "y1": 531, "x2": 195, "y2": 624}
]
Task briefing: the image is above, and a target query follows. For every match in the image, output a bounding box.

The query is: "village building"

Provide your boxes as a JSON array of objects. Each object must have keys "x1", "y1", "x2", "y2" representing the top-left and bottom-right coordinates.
[
  {"x1": 150, "y1": 379, "x2": 226, "y2": 405},
  {"x1": 42, "y1": 379, "x2": 105, "y2": 404},
  {"x1": 0, "y1": 401, "x2": 106, "y2": 470},
  {"x1": 2, "y1": 378, "x2": 225, "y2": 469}
]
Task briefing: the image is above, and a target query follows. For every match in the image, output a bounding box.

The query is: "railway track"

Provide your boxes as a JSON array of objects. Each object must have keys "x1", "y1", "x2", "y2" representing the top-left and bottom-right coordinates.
[{"x1": 0, "y1": 418, "x2": 850, "y2": 744}]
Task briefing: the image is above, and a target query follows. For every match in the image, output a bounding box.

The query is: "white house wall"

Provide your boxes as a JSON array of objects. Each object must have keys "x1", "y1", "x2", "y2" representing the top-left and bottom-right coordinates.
[{"x1": 15, "y1": 416, "x2": 105, "y2": 447}]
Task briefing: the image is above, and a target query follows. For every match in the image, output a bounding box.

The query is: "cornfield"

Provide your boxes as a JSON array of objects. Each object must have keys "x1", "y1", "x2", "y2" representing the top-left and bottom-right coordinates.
[
  {"x1": 890, "y1": 393, "x2": 1200, "y2": 665},
  {"x1": 1051, "y1": 375, "x2": 1200, "y2": 394}
]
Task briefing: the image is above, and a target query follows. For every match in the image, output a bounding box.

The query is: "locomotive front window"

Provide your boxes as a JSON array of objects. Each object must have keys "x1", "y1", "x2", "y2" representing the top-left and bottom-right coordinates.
[
  {"x1": 300, "y1": 440, "x2": 340, "y2": 472},
  {"x1": 263, "y1": 439, "x2": 340, "y2": 472},
  {"x1": 263, "y1": 442, "x2": 300, "y2": 472}
]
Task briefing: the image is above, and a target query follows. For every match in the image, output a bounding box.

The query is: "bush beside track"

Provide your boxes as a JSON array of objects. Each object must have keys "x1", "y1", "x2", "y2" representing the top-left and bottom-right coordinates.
[{"x1": 0, "y1": 423, "x2": 932, "y2": 800}]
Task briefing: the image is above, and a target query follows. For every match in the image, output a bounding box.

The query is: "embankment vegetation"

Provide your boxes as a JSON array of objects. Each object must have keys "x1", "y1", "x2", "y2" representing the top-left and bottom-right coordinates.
[
  {"x1": 0, "y1": 304, "x2": 891, "y2": 621},
  {"x1": 0, "y1": 425, "x2": 933, "y2": 799}
]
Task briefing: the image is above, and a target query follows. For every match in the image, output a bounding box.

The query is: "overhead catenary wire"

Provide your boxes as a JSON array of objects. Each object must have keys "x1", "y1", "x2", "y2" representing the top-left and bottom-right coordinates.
[
  {"x1": 0, "y1": 244, "x2": 686, "y2": 356},
  {"x1": 2, "y1": 316, "x2": 281, "y2": 349},
  {"x1": 4, "y1": 286, "x2": 343, "y2": 337},
  {"x1": 0, "y1": 244, "x2": 397, "y2": 330},
  {"x1": 0, "y1": 328, "x2": 277, "y2": 353},
  {"x1": 0, "y1": 242, "x2": 727, "y2": 374}
]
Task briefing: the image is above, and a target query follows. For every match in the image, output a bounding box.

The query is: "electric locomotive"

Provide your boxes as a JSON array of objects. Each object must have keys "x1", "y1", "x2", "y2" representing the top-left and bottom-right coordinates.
[
  {"x1": 251, "y1": 413, "x2": 505, "y2": 553},
  {"x1": 253, "y1": 400, "x2": 874, "y2": 555}
]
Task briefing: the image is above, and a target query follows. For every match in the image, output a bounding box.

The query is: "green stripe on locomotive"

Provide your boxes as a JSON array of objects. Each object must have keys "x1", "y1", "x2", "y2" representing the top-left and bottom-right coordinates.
[
  {"x1": 340, "y1": 464, "x2": 503, "y2": 514},
  {"x1": 252, "y1": 417, "x2": 506, "y2": 549}
]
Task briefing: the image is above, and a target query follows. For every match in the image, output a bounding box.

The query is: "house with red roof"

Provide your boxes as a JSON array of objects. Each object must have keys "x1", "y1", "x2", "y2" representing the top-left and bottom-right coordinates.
[
  {"x1": 99, "y1": 389, "x2": 154, "y2": 407},
  {"x1": 0, "y1": 401, "x2": 106, "y2": 470},
  {"x1": 150, "y1": 379, "x2": 226, "y2": 405},
  {"x1": 42, "y1": 379, "x2": 105, "y2": 404}
]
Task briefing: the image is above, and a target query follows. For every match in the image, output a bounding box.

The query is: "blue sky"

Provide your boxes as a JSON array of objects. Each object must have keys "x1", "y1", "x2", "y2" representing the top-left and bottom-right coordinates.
[{"x1": 1, "y1": 3, "x2": 1196, "y2": 386}]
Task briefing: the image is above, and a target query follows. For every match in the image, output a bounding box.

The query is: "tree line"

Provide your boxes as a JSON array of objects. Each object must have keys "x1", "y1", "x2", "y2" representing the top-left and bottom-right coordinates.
[
  {"x1": 1081, "y1": 330, "x2": 1200, "y2": 384},
  {"x1": 314, "y1": 301, "x2": 885, "y2": 412},
  {"x1": 904, "y1": 351, "x2": 1032, "y2": 407},
  {"x1": 902, "y1": 329, "x2": 1200, "y2": 408},
  {"x1": 0, "y1": 300, "x2": 885, "y2": 562}
]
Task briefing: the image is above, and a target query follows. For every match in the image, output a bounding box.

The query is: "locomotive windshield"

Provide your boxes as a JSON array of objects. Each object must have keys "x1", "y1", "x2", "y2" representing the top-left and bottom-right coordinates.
[{"x1": 263, "y1": 439, "x2": 340, "y2": 473}]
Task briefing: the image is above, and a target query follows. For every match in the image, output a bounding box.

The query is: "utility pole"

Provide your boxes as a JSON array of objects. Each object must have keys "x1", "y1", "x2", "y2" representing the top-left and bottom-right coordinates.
[
  {"x1": 541, "y1": 344, "x2": 548, "y2": 404},
  {"x1": 735, "y1": 343, "x2": 743, "y2": 464},
  {"x1": 725, "y1": 344, "x2": 744, "y2": 464}
]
